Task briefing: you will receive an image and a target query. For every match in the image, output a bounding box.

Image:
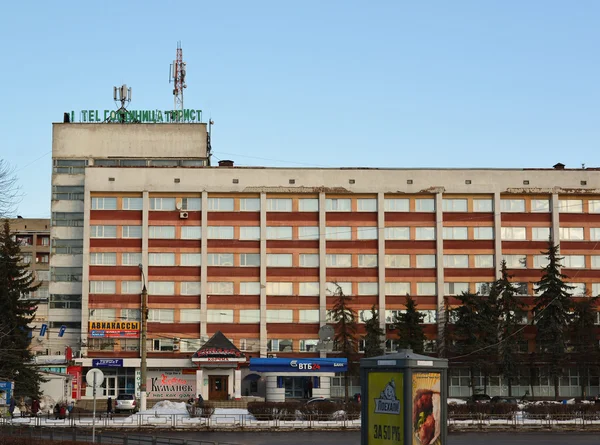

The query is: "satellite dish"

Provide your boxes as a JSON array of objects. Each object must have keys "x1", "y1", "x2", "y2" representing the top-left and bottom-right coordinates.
[{"x1": 318, "y1": 325, "x2": 335, "y2": 342}]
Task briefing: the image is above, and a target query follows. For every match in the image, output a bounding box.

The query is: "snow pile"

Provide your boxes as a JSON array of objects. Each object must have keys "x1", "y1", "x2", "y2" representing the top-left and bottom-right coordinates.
[
  {"x1": 137, "y1": 400, "x2": 189, "y2": 416},
  {"x1": 447, "y1": 398, "x2": 467, "y2": 405},
  {"x1": 39, "y1": 395, "x2": 56, "y2": 414}
]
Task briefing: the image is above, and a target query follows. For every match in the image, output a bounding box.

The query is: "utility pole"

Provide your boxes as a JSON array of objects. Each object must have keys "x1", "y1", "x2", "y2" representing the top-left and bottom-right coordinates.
[{"x1": 139, "y1": 264, "x2": 148, "y2": 411}]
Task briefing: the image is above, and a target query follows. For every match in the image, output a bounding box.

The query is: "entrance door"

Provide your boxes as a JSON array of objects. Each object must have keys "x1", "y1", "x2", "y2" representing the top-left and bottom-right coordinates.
[
  {"x1": 105, "y1": 376, "x2": 117, "y2": 397},
  {"x1": 208, "y1": 375, "x2": 229, "y2": 400}
]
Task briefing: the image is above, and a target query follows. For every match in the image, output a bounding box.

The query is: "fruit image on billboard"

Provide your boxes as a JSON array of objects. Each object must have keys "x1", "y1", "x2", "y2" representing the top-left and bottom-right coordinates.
[
  {"x1": 412, "y1": 372, "x2": 441, "y2": 445},
  {"x1": 368, "y1": 372, "x2": 404, "y2": 444}
]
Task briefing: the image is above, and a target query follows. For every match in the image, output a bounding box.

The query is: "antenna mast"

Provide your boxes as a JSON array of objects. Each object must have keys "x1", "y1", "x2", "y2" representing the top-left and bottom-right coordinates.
[{"x1": 170, "y1": 42, "x2": 186, "y2": 112}]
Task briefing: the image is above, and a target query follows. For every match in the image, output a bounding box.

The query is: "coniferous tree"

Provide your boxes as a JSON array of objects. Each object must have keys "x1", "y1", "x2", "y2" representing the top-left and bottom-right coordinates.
[
  {"x1": 571, "y1": 297, "x2": 599, "y2": 398},
  {"x1": 395, "y1": 295, "x2": 425, "y2": 354},
  {"x1": 363, "y1": 305, "x2": 385, "y2": 357},
  {"x1": 0, "y1": 220, "x2": 41, "y2": 398},
  {"x1": 532, "y1": 242, "x2": 574, "y2": 400},
  {"x1": 495, "y1": 261, "x2": 527, "y2": 396},
  {"x1": 329, "y1": 282, "x2": 358, "y2": 402}
]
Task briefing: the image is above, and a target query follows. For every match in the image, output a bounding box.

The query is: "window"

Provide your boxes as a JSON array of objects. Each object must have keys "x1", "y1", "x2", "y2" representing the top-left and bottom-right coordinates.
[
  {"x1": 385, "y1": 254, "x2": 410, "y2": 268},
  {"x1": 152, "y1": 338, "x2": 174, "y2": 351},
  {"x1": 49, "y1": 294, "x2": 82, "y2": 310},
  {"x1": 150, "y1": 197, "x2": 176, "y2": 211},
  {"x1": 299, "y1": 282, "x2": 319, "y2": 296},
  {"x1": 180, "y1": 309, "x2": 201, "y2": 323},
  {"x1": 531, "y1": 199, "x2": 550, "y2": 213},
  {"x1": 239, "y1": 198, "x2": 260, "y2": 211},
  {"x1": 207, "y1": 226, "x2": 234, "y2": 239},
  {"x1": 122, "y1": 225, "x2": 142, "y2": 238},
  {"x1": 416, "y1": 255, "x2": 436, "y2": 268},
  {"x1": 415, "y1": 198, "x2": 435, "y2": 212},
  {"x1": 501, "y1": 227, "x2": 527, "y2": 240},
  {"x1": 240, "y1": 226, "x2": 260, "y2": 240},
  {"x1": 326, "y1": 226, "x2": 352, "y2": 240},
  {"x1": 300, "y1": 339, "x2": 319, "y2": 352},
  {"x1": 240, "y1": 338, "x2": 260, "y2": 352},
  {"x1": 51, "y1": 266, "x2": 82, "y2": 282},
  {"x1": 267, "y1": 310, "x2": 293, "y2": 323},
  {"x1": 474, "y1": 227, "x2": 494, "y2": 240},
  {"x1": 385, "y1": 198, "x2": 409, "y2": 212},
  {"x1": 267, "y1": 198, "x2": 292, "y2": 212},
  {"x1": 90, "y1": 252, "x2": 117, "y2": 266},
  {"x1": 267, "y1": 254, "x2": 293, "y2": 267},
  {"x1": 417, "y1": 283, "x2": 436, "y2": 295},
  {"x1": 299, "y1": 310, "x2": 319, "y2": 323},
  {"x1": 90, "y1": 281, "x2": 116, "y2": 294},
  {"x1": 298, "y1": 226, "x2": 319, "y2": 240},
  {"x1": 121, "y1": 252, "x2": 142, "y2": 266},
  {"x1": 358, "y1": 282, "x2": 378, "y2": 295},
  {"x1": 357, "y1": 198, "x2": 377, "y2": 211},
  {"x1": 207, "y1": 282, "x2": 234, "y2": 295},
  {"x1": 300, "y1": 254, "x2": 319, "y2": 267},
  {"x1": 240, "y1": 282, "x2": 260, "y2": 295},
  {"x1": 52, "y1": 185, "x2": 84, "y2": 200},
  {"x1": 568, "y1": 283, "x2": 587, "y2": 296},
  {"x1": 22, "y1": 254, "x2": 32, "y2": 264},
  {"x1": 563, "y1": 255, "x2": 585, "y2": 269},
  {"x1": 559, "y1": 227, "x2": 584, "y2": 241},
  {"x1": 149, "y1": 253, "x2": 175, "y2": 266},
  {"x1": 149, "y1": 226, "x2": 175, "y2": 239},
  {"x1": 180, "y1": 339, "x2": 203, "y2": 353},
  {"x1": 419, "y1": 310, "x2": 437, "y2": 324},
  {"x1": 326, "y1": 198, "x2": 351, "y2": 211},
  {"x1": 147, "y1": 309, "x2": 175, "y2": 323},
  {"x1": 298, "y1": 198, "x2": 318, "y2": 212},
  {"x1": 89, "y1": 308, "x2": 116, "y2": 320},
  {"x1": 503, "y1": 254, "x2": 526, "y2": 268},
  {"x1": 385, "y1": 227, "x2": 410, "y2": 240},
  {"x1": 326, "y1": 282, "x2": 352, "y2": 296},
  {"x1": 121, "y1": 309, "x2": 141, "y2": 321},
  {"x1": 240, "y1": 310, "x2": 260, "y2": 323},
  {"x1": 592, "y1": 256, "x2": 600, "y2": 269},
  {"x1": 122, "y1": 197, "x2": 143, "y2": 210},
  {"x1": 207, "y1": 253, "x2": 234, "y2": 266},
  {"x1": 266, "y1": 226, "x2": 292, "y2": 240},
  {"x1": 559, "y1": 199, "x2": 583, "y2": 213},
  {"x1": 121, "y1": 281, "x2": 142, "y2": 294},
  {"x1": 359, "y1": 310, "x2": 374, "y2": 323},
  {"x1": 52, "y1": 212, "x2": 84, "y2": 227},
  {"x1": 207, "y1": 309, "x2": 234, "y2": 323},
  {"x1": 532, "y1": 227, "x2": 551, "y2": 241},
  {"x1": 443, "y1": 199, "x2": 467, "y2": 212},
  {"x1": 593, "y1": 284, "x2": 600, "y2": 297},
  {"x1": 589, "y1": 200, "x2": 600, "y2": 214},
  {"x1": 266, "y1": 282, "x2": 293, "y2": 295},
  {"x1": 181, "y1": 198, "x2": 201, "y2": 211},
  {"x1": 415, "y1": 227, "x2": 435, "y2": 240},
  {"x1": 181, "y1": 226, "x2": 202, "y2": 239},
  {"x1": 208, "y1": 198, "x2": 234, "y2": 211},
  {"x1": 358, "y1": 254, "x2": 378, "y2": 268},
  {"x1": 474, "y1": 255, "x2": 494, "y2": 268},
  {"x1": 473, "y1": 199, "x2": 493, "y2": 212},
  {"x1": 181, "y1": 253, "x2": 201, "y2": 266},
  {"x1": 443, "y1": 227, "x2": 468, "y2": 240},
  {"x1": 357, "y1": 227, "x2": 378, "y2": 240},
  {"x1": 443, "y1": 255, "x2": 468, "y2": 268},
  {"x1": 90, "y1": 225, "x2": 117, "y2": 238},
  {"x1": 148, "y1": 281, "x2": 175, "y2": 295},
  {"x1": 268, "y1": 339, "x2": 293, "y2": 352},
  {"x1": 326, "y1": 254, "x2": 352, "y2": 267},
  {"x1": 444, "y1": 282, "x2": 469, "y2": 295},
  {"x1": 181, "y1": 282, "x2": 201, "y2": 295},
  {"x1": 501, "y1": 199, "x2": 525, "y2": 212},
  {"x1": 91, "y1": 197, "x2": 117, "y2": 210},
  {"x1": 36, "y1": 271, "x2": 50, "y2": 281},
  {"x1": 533, "y1": 255, "x2": 549, "y2": 269},
  {"x1": 240, "y1": 254, "x2": 260, "y2": 267},
  {"x1": 592, "y1": 228, "x2": 600, "y2": 241},
  {"x1": 476, "y1": 282, "x2": 493, "y2": 295}
]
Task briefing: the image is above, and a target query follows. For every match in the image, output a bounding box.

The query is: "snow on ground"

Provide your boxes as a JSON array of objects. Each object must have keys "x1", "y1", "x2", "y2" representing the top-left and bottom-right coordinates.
[
  {"x1": 137, "y1": 401, "x2": 189, "y2": 416},
  {"x1": 447, "y1": 398, "x2": 467, "y2": 405}
]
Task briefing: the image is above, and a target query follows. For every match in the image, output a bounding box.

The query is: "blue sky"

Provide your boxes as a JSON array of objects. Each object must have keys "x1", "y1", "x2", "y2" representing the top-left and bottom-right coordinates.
[{"x1": 1, "y1": 1, "x2": 599, "y2": 217}]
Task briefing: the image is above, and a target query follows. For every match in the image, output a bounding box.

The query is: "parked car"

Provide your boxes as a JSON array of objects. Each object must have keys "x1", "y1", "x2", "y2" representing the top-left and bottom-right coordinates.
[
  {"x1": 468, "y1": 394, "x2": 491, "y2": 404},
  {"x1": 306, "y1": 397, "x2": 344, "y2": 406},
  {"x1": 490, "y1": 396, "x2": 519, "y2": 405},
  {"x1": 114, "y1": 394, "x2": 137, "y2": 413}
]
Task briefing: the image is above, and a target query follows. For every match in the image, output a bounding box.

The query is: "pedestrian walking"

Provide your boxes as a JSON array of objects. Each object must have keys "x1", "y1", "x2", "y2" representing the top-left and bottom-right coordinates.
[
  {"x1": 106, "y1": 397, "x2": 113, "y2": 417},
  {"x1": 53, "y1": 404, "x2": 60, "y2": 419},
  {"x1": 8, "y1": 397, "x2": 16, "y2": 418},
  {"x1": 307, "y1": 379, "x2": 313, "y2": 398},
  {"x1": 31, "y1": 399, "x2": 40, "y2": 416}
]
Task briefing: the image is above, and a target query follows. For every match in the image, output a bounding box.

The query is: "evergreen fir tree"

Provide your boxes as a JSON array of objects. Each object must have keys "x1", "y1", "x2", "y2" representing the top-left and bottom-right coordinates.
[
  {"x1": 0, "y1": 220, "x2": 42, "y2": 398},
  {"x1": 571, "y1": 296, "x2": 599, "y2": 398},
  {"x1": 532, "y1": 241, "x2": 574, "y2": 400},
  {"x1": 395, "y1": 295, "x2": 425, "y2": 354},
  {"x1": 329, "y1": 282, "x2": 358, "y2": 401},
  {"x1": 363, "y1": 305, "x2": 384, "y2": 357},
  {"x1": 495, "y1": 260, "x2": 527, "y2": 396}
]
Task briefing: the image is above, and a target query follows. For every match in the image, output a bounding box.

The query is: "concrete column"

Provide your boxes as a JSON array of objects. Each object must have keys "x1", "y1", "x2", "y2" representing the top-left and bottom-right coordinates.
[
  {"x1": 434, "y1": 192, "x2": 445, "y2": 354},
  {"x1": 201, "y1": 191, "x2": 208, "y2": 339},
  {"x1": 260, "y1": 193, "x2": 268, "y2": 357},
  {"x1": 319, "y1": 192, "x2": 327, "y2": 358},
  {"x1": 195, "y1": 369, "x2": 204, "y2": 399},
  {"x1": 234, "y1": 370, "x2": 242, "y2": 400},
  {"x1": 80, "y1": 189, "x2": 91, "y2": 349},
  {"x1": 141, "y1": 191, "x2": 149, "y2": 353},
  {"x1": 493, "y1": 192, "x2": 502, "y2": 279},
  {"x1": 312, "y1": 376, "x2": 331, "y2": 399},
  {"x1": 551, "y1": 193, "x2": 560, "y2": 250},
  {"x1": 265, "y1": 375, "x2": 285, "y2": 402},
  {"x1": 377, "y1": 192, "x2": 386, "y2": 345}
]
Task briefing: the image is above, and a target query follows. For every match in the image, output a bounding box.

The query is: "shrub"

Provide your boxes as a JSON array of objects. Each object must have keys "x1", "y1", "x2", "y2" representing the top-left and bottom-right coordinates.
[
  {"x1": 523, "y1": 403, "x2": 600, "y2": 420},
  {"x1": 299, "y1": 401, "x2": 343, "y2": 420},
  {"x1": 196, "y1": 402, "x2": 215, "y2": 418},
  {"x1": 344, "y1": 401, "x2": 361, "y2": 420},
  {"x1": 448, "y1": 403, "x2": 517, "y2": 419},
  {"x1": 247, "y1": 401, "x2": 301, "y2": 421}
]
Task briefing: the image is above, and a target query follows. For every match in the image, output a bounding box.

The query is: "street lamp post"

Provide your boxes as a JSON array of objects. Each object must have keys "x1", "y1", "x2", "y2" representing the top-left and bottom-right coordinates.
[{"x1": 139, "y1": 264, "x2": 148, "y2": 411}]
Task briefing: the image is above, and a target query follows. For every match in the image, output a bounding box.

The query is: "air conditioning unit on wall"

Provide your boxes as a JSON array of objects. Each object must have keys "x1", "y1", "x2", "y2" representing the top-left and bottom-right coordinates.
[{"x1": 179, "y1": 212, "x2": 189, "y2": 219}]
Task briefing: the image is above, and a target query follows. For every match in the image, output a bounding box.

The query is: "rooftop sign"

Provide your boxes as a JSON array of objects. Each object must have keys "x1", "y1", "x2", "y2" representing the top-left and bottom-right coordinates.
[{"x1": 69, "y1": 109, "x2": 202, "y2": 123}]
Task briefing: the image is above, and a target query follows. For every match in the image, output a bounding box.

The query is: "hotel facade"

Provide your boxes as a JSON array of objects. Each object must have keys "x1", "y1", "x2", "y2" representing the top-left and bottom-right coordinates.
[{"x1": 50, "y1": 122, "x2": 600, "y2": 400}]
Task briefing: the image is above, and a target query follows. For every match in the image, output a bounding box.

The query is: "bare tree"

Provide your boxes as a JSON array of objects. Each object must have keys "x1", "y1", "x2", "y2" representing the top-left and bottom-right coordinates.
[{"x1": 0, "y1": 160, "x2": 20, "y2": 218}]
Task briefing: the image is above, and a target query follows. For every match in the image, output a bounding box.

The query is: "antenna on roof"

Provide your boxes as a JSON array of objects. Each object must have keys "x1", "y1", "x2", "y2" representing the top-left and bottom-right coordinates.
[
  {"x1": 169, "y1": 42, "x2": 187, "y2": 117},
  {"x1": 110, "y1": 84, "x2": 132, "y2": 123}
]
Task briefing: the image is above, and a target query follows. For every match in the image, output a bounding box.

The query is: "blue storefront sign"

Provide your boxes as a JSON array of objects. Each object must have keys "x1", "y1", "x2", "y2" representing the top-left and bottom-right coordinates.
[
  {"x1": 0, "y1": 381, "x2": 14, "y2": 405},
  {"x1": 92, "y1": 359, "x2": 123, "y2": 368},
  {"x1": 249, "y1": 358, "x2": 347, "y2": 373},
  {"x1": 39, "y1": 324, "x2": 47, "y2": 337}
]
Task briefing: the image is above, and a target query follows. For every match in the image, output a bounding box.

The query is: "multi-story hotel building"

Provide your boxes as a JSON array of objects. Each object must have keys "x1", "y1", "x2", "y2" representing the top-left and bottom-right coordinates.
[{"x1": 51, "y1": 121, "x2": 600, "y2": 400}]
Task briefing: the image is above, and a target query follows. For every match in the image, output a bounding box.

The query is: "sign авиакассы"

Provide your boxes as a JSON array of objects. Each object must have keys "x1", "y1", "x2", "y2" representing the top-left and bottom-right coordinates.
[{"x1": 68, "y1": 109, "x2": 202, "y2": 123}]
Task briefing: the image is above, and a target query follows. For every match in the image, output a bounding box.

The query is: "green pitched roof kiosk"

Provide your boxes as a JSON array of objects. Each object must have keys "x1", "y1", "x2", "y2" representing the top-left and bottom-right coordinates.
[{"x1": 360, "y1": 350, "x2": 448, "y2": 445}]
